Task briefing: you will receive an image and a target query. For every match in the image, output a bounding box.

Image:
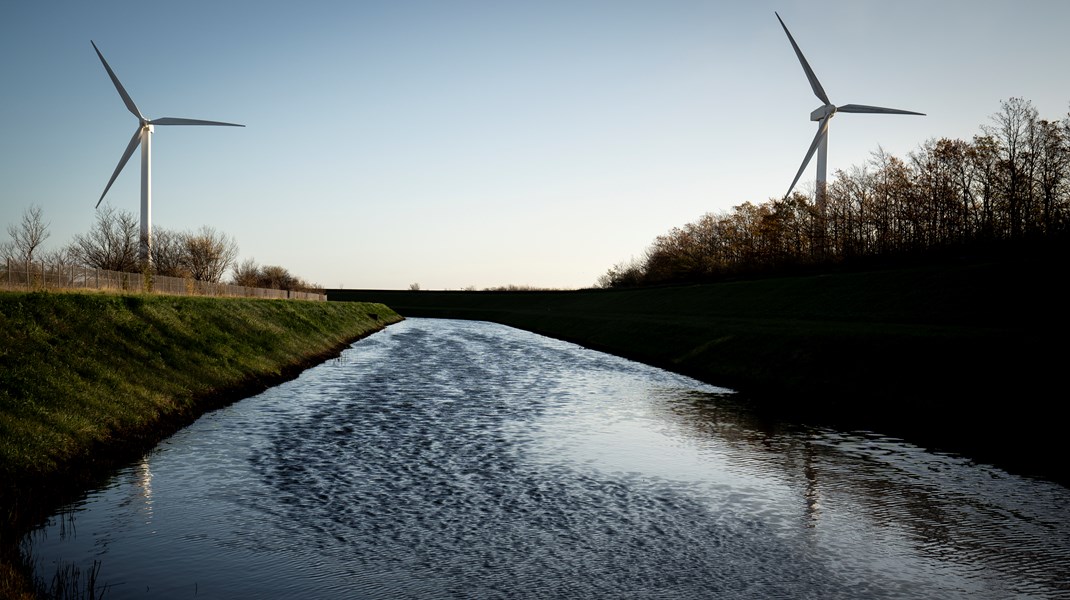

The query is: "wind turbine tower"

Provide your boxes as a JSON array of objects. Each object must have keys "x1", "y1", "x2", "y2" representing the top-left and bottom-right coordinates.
[
  {"x1": 775, "y1": 12, "x2": 924, "y2": 251},
  {"x1": 91, "y1": 41, "x2": 243, "y2": 268}
]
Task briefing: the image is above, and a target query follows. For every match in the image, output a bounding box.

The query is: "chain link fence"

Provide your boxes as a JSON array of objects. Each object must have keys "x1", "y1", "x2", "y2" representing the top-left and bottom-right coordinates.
[{"x1": 1, "y1": 259, "x2": 325, "y2": 301}]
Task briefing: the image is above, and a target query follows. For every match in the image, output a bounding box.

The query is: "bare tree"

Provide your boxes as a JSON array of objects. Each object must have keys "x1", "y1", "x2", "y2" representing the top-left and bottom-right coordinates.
[
  {"x1": 181, "y1": 226, "x2": 238, "y2": 283},
  {"x1": 229, "y1": 258, "x2": 322, "y2": 292},
  {"x1": 149, "y1": 228, "x2": 191, "y2": 278},
  {"x1": 1032, "y1": 119, "x2": 1069, "y2": 234},
  {"x1": 40, "y1": 244, "x2": 78, "y2": 269},
  {"x1": 966, "y1": 135, "x2": 1001, "y2": 239},
  {"x1": 5, "y1": 205, "x2": 50, "y2": 266},
  {"x1": 253, "y1": 264, "x2": 296, "y2": 290},
  {"x1": 231, "y1": 257, "x2": 261, "y2": 287},
  {"x1": 985, "y1": 97, "x2": 1039, "y2": 239},
  {"x1": 71, "y1": 204, "x2": 140, "y2": 272}
]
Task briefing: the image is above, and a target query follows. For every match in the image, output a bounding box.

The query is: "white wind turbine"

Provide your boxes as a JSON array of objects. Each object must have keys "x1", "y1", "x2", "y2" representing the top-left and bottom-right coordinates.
[
  {"x1": 776, "y1": 12, "x2": 923, "y2": 227},
  {"x1": 91, "y1": 41, "x2": 243, "y2": 267}
]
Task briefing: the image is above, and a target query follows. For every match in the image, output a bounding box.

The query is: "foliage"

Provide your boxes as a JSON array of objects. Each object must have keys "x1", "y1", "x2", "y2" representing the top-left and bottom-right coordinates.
[
  {"x1": 232, "y1": 258, "x2": 322, "y2": 293},
  {"x1": 595, "y1": 257, "x2": 648, "y2": 288},
  {"x1": 602, "y1": 97, "x2": 1070, "y2": 287}
]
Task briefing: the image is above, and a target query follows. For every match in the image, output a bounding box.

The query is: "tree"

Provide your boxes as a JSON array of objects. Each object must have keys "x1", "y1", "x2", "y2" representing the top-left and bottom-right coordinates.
[
  {"x1": 868, "y1": 147, "x2": 914, "y2": 254},
  {"x1": 598, "y1": 97, "x2": 1070, "y2": 288},
  {"x1": 231, "y1": 257, "x2": 260, "y2": 287},
  {"x1": 182, "y1": 226, "x2": 238, "y2": 283},
  {"x1": 149, "y1": 227, "x2": 191, "y2": 278},
  {"x1": 827, "y1": 165, "x2": 873, "y2": 257},
  {"x1": 259, "y1": 265, "x2": 299, "y2": 290},
  {"x1": 4, "y1": 205, "x2": 50, "y2": 266},
  {"x1": 229, "y1": 259, "x2": 320, "y2": 292},
  {"x1": 986, "y1": 97, "x2": 1039, "y2": 239},
  {"x1": 966, "y1": 135, "x2": 1001, "y2": 240},
  {"x1": 596, "y1": 258, "x2": 646, "y2": 288},
  {"x1": 1032, "y1": 119, "x2": 1069, "y2": 234},
  {"x1": 71, "y1": 204, "x2": 140, "y2": 272},
  {"x1": 910, "y1": 138, "x2": 967, "y2": 249}
]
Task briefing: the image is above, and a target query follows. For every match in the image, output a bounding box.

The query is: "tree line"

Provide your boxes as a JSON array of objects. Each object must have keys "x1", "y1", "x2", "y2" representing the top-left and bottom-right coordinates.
[
  {"x1": 2, "y1": 204, "x2": 321, "y2": 293},
  {"x1": 599, "y1": 98, "x2": 1070, "y2": 287}
]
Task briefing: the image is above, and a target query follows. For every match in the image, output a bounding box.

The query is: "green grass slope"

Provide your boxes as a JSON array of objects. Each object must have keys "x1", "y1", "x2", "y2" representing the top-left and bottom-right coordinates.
[
  {"x1": 0, "y1": 293, "x2": 399, "y2": 492},
  {"x1": 329, "y1": 257, "x2": 1067, "y2": 484}
]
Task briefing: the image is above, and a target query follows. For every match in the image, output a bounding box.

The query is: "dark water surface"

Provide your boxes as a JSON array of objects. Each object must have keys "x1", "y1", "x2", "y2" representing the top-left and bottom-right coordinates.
[{"x1": 25, "y1": 319, "x2": 1070, "y2": 598}]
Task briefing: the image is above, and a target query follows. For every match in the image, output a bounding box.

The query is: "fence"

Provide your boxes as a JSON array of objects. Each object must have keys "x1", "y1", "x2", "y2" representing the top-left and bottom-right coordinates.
[{"x1": 1, "y1": 259, "x2": 325, "y2": 301}]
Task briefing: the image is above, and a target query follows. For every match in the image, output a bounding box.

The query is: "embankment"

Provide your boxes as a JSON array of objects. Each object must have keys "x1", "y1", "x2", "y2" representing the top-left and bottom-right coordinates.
[
  {"x1": 0, "y1": 292, "x2": 400, "y2": 596},
  {"x1": 329, "y1": 256, "x2": 1068, "y2": 485}
]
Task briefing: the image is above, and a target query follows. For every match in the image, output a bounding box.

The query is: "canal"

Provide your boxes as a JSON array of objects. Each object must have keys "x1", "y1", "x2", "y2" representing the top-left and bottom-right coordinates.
[{"x1": 25, "y1": 318, "x2": 1070, "y2": 598}]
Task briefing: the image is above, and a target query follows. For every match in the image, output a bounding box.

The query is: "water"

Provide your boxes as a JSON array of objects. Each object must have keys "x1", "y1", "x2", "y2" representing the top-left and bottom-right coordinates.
[{"x1": 25, "y1": 319, "x2": 1070, "y2": 598}]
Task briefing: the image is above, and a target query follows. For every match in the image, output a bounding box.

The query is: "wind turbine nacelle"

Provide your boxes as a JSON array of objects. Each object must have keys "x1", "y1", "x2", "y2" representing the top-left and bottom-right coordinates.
[{"x1": 810, "y1": 105, "x2": 836, "y2": 121}]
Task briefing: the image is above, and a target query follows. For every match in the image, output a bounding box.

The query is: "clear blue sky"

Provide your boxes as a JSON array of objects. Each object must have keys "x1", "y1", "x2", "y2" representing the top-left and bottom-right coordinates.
[{"x1": 3, "y1": 1, "x2": 1068, "y2": 289}]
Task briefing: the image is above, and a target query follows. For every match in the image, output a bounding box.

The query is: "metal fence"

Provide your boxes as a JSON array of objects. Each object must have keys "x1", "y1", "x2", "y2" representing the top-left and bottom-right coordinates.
[{"x1": 1, "y1": 259, "x2": 325, "y2": 301}]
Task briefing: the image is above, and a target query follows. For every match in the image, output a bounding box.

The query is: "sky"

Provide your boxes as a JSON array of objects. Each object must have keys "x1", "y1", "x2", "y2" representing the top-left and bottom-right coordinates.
[{"x1": 2, "y1": 1, "x2": 1069, "y2": 290}]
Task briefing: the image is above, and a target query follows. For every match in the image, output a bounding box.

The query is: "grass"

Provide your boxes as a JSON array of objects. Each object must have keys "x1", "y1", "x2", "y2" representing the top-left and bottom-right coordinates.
[
  {"x1": 329, "y1": 255, "x2": 1069, "y2": 485},
  {"x1": 0, "y1": 292, "x2": 399, "y2": 483},
  {"x1": 0, "y1": 291, "x2": 401, "y2": 598},
  {"x1": 38, "y1": 560, "x2": 107, "y2": 600}
]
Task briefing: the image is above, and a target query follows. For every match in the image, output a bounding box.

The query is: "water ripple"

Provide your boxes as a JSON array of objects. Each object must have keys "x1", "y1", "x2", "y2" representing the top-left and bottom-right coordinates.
[{"x1": 25, "y1": 319, "x2": 1070, "y2": 599}]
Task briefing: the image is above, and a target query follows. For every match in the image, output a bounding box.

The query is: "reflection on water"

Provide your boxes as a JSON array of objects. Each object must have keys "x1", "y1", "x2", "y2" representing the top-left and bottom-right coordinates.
[{"x1": 25, "y1": 319, "x2": 1070, "y2": 599}]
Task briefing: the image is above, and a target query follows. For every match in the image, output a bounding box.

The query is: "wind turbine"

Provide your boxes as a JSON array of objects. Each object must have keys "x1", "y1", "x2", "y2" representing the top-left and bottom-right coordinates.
[
  {"x1": 91, "y1": 40, "x2": 243, "y2": 267},
  {"x1": 775, "y1": 12, "x2": 923, "y2": 234}
]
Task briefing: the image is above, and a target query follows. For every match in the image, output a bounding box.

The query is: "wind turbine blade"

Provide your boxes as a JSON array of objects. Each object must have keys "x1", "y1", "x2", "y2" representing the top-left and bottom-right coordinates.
[
  {"x1": 150, "y1": 117, "x2": 245, "y2": 127},
  {"x1": 837, "y1": 104, "x2": 925, "y2": 116},
  {"x1": 96, "y1": 127, "x2": 143, "y2": 208},
  {"x1": 91, "y1": 41, "x2": 144, "y2": 121},
  {"x1": 785, "y1": 117, "x2": 830, "y2": 199},
  {"x1": 775, "y1": 12, "x2": 830, "y2": 106}
]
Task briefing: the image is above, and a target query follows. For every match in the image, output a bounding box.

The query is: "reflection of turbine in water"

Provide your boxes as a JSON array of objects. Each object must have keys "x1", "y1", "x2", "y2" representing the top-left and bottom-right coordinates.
[
  {"x1": 803, "y1": 440, "x2": 821, "y2": 528},
  {"x1": 650, "y1": 393, "x2": 831, "y2": 528},
  {"x1": 137, "y1": 456, "x2": 154, "y2": 526}
]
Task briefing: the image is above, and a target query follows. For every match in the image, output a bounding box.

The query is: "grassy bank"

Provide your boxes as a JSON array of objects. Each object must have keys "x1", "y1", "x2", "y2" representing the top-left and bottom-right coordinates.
[
  {"x1": 329, "y1": 256, "x2": 1068, "y2": 485},
  {"x1": 0, "y1": 292, "x2": 400, "y2": 597}
]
